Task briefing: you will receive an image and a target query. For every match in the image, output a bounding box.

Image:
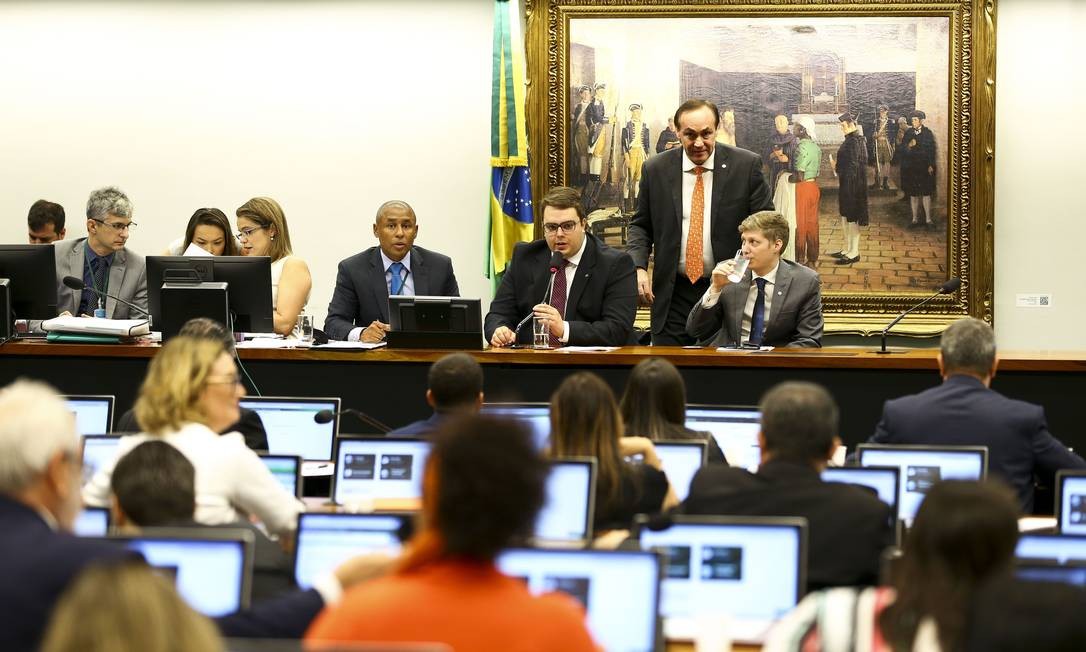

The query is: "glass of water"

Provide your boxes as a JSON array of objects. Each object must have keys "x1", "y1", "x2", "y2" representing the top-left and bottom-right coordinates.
[
  {"x1": 727, "y1": 249, "x2": 750, "y2": 283},
  {"x1": 532, "y1": 316, "x2": 551, "y2": 349},
  {"x1": 294, "y1": 314, "x2": 314, "y2": 342}
]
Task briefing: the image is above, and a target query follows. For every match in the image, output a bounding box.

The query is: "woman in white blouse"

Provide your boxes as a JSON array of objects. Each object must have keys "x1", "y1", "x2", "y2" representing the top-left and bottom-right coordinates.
[
  {"x1": 235, "y1": 197, "x2": 312, "y2": 336},
  {"x1": 83, "y1": 336, "x2": 303, "y2": 536}
]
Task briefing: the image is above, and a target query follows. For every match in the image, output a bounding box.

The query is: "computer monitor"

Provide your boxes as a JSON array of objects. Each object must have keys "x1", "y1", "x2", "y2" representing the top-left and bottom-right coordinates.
[
  {"x1": 103, "y1": 528, "x2": 254, "y2": 617},
  {"x1": 293, "y1": 512, "x2": 409, "y2": 589},
  {"x1": 1056, "y1": 471, "x2": 1086, "y2": 534},
  {"x1": 653, "y1": 440, "x2": 708, "y2": 502},
  {"x1": 496, "y1": 548, "x2": 662, "y2": 652},
  {"x1": 635, "y1": 515, "x2": 807, "y2": 643},
  {"x1": 74, "y1": 507, "x2": 111, "y2": 536},
  {"x1": 684, "y1": 405, "x2": 762, "y2": 472},
  {"x1": 386, "y1": 295, "x2": 484, "y2": 349},
  {"x1": 1015, "y1": 558, "x2": 1086, "y2": 587},
  {"x1": 145, "y1": 255, "x2": 214, "y2": 328},
  {"x1": 535, "y1": 458, "x2": 596, "y2": 545},
  {"x1": 146, "y1": 255, "x2": 273, "y2": 333},
  {"x1": 479, "y1": 402, "x2": 550, "y2": 450},
  {"x1": 0, "y1": 244, "x2": 58, "y2": 320},
  {"x1": 856, "y1": 444, "x2": 988, "y2": 525},
  {"x1": 81, "y1": 434, "x2": 122, "y2": 485},
  {"x1": 821, "y1": 466, "x2": 901, "y2": 524},
  {"x1": 258, "y1": 454, "x2": 302, "y2": 498},
  {"x1": 332, "y1": 436, "x2": 432, "y2": 505},
  {"x1": 63, "y1": 394, "x2": 115, "y2": 435},
  {"x1": 238, "y1": 397, "x2": 340, "y2": 461},
  {"x1": 1017, "y1": 532, "x2": 1086, "y2": 564}
]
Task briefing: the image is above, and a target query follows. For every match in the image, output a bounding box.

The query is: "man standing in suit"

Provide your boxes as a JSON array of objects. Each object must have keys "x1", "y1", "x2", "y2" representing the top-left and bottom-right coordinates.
[
  {"x1": 485, "y1": 185, "x2": 637, "y2": 347},
  {"x1": 53, "y1": 186, "x2": 147, "y2": 319},
  {"x1": 686, "y1": 211, "x2": 822, "y2": 348},
  {"x1": 627, "y1": 99, "x2": 774, "y2": 345},
  {"x1": 866, "y1": 317, "x2": 1086, "y2": 512},
  {"x1": 683, "y1": 381, "x2": 893, "y2": 590},
  {"x1": 323, "y1": 200, "x2": 459, "y2": 342}
]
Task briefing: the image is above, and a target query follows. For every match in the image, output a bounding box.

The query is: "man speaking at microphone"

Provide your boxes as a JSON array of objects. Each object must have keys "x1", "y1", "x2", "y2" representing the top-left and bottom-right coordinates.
[{"x1": 485, "y1": 186, "x2": 637, "y2": 347}]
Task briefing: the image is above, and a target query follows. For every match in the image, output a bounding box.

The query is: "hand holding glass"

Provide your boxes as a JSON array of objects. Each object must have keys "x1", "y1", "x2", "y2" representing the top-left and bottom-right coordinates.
[{"x1": 727, "y1": 249, "x2": 750, "y2": 283}]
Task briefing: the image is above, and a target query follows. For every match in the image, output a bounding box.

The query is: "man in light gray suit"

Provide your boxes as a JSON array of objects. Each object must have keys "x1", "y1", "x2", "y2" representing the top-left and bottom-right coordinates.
[
  {"x1": 686, "y1": 210, "x2": 822, "y2": 348},
  {"x1": 53, "y1": 186, "x2": 147, "y2": 319}
]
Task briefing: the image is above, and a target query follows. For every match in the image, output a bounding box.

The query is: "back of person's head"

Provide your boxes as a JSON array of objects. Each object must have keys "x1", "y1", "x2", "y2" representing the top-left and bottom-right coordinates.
[
  {"x1": 110, "y1": 441, "x2": 196, "y2": 527},
  {"x1": 236, "y1": 196, "x2": 292, "y2": 261},
  {"x1": 133, "y1": 336, "x2": 228, "y2": 435},
  {"x1": 758, "y1": 381, "x2": 838, "y2": 465},
  {"x1": 550, "y1": 372, "x2": 625, "y2": 504},
  {"x1": 425, "y1": 416, "x2": 547, "y2": 561},
  {"x1": 40, "y1": 559, "x2": 223, "y2": 652},
  {"x1": 620, "y1": 357, "x2": 687, "y2": 439},
  {"x1": 966, "y1": 575, "x2": 1086, "y2": 652},
  {"x1": 427, "y1": 353, "x2": 483, "y2": 413},
  {"x1": 882, "y1": 481, "x2": 1020, "y2": 651},
  {"x1": 178, "y1": 317, "x2": 235, "y2": 354},
  {"x1": 28, "y1": 199, "x2": 65, "y2": 233},
  {"x1": 184, "y1": 208, "x2": 239, "y2": 256},
  {"x1": 940, "y1": 317, "x2": 996, "y2": 378}
]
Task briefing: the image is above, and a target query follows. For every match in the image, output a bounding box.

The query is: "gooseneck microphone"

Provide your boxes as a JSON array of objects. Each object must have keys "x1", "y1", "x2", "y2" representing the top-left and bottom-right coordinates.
[
  {"x1": 314, "y1": 408, "x2": 391, "y2": 434},
  {"x1": 62, "y1": 275, "x2": 150, "y2": 318},
  {"x1": 876, "y1": 277, "x2": 961, "y2": 354},
  {"x1": 511, "y1": 251, "x2": 566, "y2": 340}
]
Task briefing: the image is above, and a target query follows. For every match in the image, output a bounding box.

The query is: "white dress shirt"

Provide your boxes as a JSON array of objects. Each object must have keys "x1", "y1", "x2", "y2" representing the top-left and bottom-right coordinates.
[
  {"x1": 348, "y1": 249, "x2": 416, "y2": 341},
  {"x1": 550, "y1": 234, "x2": 588, "y2": 343},
  {"x1": 700, "y1": 259, "x2": 780, "y2": 343},
  {"x1": 678, "y1": 149, "x2": 716, "y2": 276}
]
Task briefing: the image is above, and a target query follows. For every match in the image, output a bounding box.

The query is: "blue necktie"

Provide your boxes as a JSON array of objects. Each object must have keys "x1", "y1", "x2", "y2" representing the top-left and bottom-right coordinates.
[
  {"x1": 749, "y1": 277, "x2": 767, "y2": 345},
  {"x1": 389, "y1": 261, "x2": 406, "y2": 296}
]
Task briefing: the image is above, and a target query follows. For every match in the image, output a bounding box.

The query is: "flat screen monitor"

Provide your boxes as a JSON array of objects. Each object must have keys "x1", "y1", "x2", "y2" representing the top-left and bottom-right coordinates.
[
  {"x1": 496, "y1": 548, "x2": 662, "y2": 652},
  {"x1": 333, "y1": 436, "x2": 432, "y2": 505},
  {"x1": 238, "y1": 396, "x2": 340, "y2": 461},
  {"x1": 1017, "y1": 532, "x2": 1086, "y2": 564},
  {"x1": 535, "y1": 458, "x2": 596, "y2": 545},
  {"x1": 654, "y1": 441, "x2": 708, "y2": 502},
  {"x1": 635, "y1": 515, "x2": 807, "y2": 643},
  {"x1": 479, "y1": 402, "x2": 550, "y2": 450},
  {"x1": 856, "y1": 444, "x2": 988, "y2": 525},
  {"x1": 81, "y1": 434, "x2": 122, "y2": 486},
  {"x1": 64, "y1": 394, "x2": 115, "y2": 435},
  {"x1": 293, "y1": 512, "x2": 409, "y2": 589},
  {"x1": 258, "y1": 454, "x2": 302, "y2": 498},
  {"x1": 386, "y1": 295, "x2": 483, "y2": 349},
  {"x1": 821, "y1": 466, "x2": 901, "y2": 524},
  {"x1": 1015, "y1": 558, "x2": 1086, "y2": 588},
  {"x1": 146, "y1": 255, "x2": 273, "y2": 333},
  {"x1": 74, "y1": 507, "x2": 111, "y2": 536},
  {"x1": 1056, "y1": 471, "x2": 1086, "y2": 534},
  {"x1": 0, "y1": 244, "x2": 58, "y2": 320},
  {"x1": 685, "y1": 405, "x2": 762, "y2": 472}
]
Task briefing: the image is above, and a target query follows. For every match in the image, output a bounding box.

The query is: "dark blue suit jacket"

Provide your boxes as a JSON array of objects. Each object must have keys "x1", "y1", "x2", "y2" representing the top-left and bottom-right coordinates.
[
  {"x1": 387, "y1": 412, "x2": 447, "y2": 438},
  {"x1": 323, "y1": 245, "x2": 460, "y2": 341},
  {"x1": 869, "y1": 374, "x2": 1086, "y2": 511}
]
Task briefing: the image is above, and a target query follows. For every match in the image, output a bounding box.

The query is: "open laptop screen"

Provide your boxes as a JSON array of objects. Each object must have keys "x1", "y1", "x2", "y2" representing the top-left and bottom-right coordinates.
[
  {"x1": 81, "y1": 435, "x2": 122, "y2": 486},
  {"x1": 1017, "y1": 533, "x2": 1086, "y2": 564},
  {"x1": 333, "y1": 437, "x2": 431, "y2": 504},
  {"x1": 294, "y1": 513, "x2": 407, "y2": 589},
  {"x1": 64, "y1": 395, "x2": 114, "y2": 435},
  {"x1": 238, "y1": 396, "x2": 340, "y2": 461},
  {"x1": 684, "y1": 405, "x2": 761, "y2": 472},
  {"x1": 1057, "y1": 471, "x2": 1086, "y2": 534},
  {"x1": 535, "y1": 459, "x2": 596, "y2": 544},
  {"x1": 856, "y1": 445, "x2": 987, "y2": 525},
  {"x1": 821, "y1": 466, "x2": 901, "y2": 523},
  {"x1": 654, "y1": 441, "x2": 707, "y2": 502},
  {"x1": 74, "y1": 507, "x2": 110, "y2": 536},
  {"x1": 258, "y1": 454, "x2": 302, "y2": 498},
  {"x1": 479, "y1": 402, "x2": 550, "y2": 450}
]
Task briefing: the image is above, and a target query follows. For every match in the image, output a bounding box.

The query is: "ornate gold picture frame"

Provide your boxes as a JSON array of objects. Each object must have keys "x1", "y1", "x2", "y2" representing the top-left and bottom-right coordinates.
[{"x1": 525, "y1": 0, "x2": 996, "y2": 336}]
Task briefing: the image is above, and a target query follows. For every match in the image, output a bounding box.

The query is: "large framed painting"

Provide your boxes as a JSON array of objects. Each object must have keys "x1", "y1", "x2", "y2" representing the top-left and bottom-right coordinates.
[{"x1": 524, "y1": 0, "x2": 996, "y2": 336}]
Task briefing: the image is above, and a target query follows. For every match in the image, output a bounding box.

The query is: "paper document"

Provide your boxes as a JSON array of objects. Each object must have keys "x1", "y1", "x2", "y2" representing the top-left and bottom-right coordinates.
[
  {"x1": 181, "y1": 242, "x2": 214, "y2": 257},
  {"x1": 42, "y1": 316, "x2": 150, "y2": 337},
  {"x1": 313, "y1": 341, "x2": 388, "y2": 350},
  {"x1": 716, "y1": 345, "x2": 775, "y2": 353},
  {"x1": 236, "y1": 338, "x2": 312, "y2": 349},
  {"x1": 557, "y1": 346, "x2": 619, "y2": 352}
]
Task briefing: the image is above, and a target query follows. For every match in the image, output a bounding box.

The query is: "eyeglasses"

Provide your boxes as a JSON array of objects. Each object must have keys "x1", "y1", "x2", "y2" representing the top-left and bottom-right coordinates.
[
  {"x1": 235, "y1": 226, "x2": 266, "y2": 240},
  {"x1": 92, "y1": 219, "x2": 136, "y2": 232},
  {"x1": 542, "y1": 220, "x2": 581, "y2": 235},
  {"x1": 206, "y1": 374, "x2": 243, "y2": 389}
]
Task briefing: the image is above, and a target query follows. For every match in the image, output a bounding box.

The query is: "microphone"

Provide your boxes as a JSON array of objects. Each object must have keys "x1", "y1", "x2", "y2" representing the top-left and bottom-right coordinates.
[
  {"x1": 876, "y1": 277, "x2": 961, "y2": 354},
  {"x1": 314, "y1": 408, "x2": 391, "y2": 434},
  {"x1": 62, "y1": 275, "x2": 149, "y2": 318},
  {"x1": 511, "y1": 251, "x2": 566, "y2": 341}
]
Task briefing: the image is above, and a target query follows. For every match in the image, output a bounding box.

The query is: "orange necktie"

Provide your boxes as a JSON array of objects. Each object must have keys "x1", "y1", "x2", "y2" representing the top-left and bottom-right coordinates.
[{"x1": 685, "y1": 166, "x2": 706, "y2": 283}]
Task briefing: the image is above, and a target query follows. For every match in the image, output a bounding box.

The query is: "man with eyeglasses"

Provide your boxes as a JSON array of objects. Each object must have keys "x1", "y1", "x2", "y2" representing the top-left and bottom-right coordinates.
[
  {"x1": 485, "y1": 185, "x2": 637, "y2": 347},
  {"x1": 53, "y1": 186, "x2": 147, "y2": 319}
]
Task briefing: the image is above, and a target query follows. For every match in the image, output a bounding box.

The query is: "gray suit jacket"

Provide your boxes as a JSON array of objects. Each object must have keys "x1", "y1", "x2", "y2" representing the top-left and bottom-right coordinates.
[
  {"x1": 685, "y1": 258, "x2": 822, "y2": 348},
  {"x1": 53, "y1": 237, "x2": 148, "y2": 319}
]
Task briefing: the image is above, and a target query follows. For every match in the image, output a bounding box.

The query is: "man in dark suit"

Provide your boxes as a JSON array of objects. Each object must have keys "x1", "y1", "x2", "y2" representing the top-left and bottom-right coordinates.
[
  {"x1": 389, "y1": 353, "x2": 484, "y2": 437},
  {"x1": 866, "y1": 317, "x2": 1086, "y2": 512},
  {"x1": 323, "y1": 200, "x2": 459, "y2": 342},
  {"x1": 627, "y1": 99, "x2": 774, "y2": 345},
  {"x1": 683, "y1": 381, "x2": 893, "y2": 590},
  {"x1": 485, "y1": 185, "x2": 637, "y2": 347},
  {"x1": 686, "y1": 210, "x2": 822, "y2": 348}
]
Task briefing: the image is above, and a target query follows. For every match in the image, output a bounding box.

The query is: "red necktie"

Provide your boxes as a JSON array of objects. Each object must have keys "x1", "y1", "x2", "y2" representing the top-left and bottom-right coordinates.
[
  {"x1": 685, "y1": 166, "x2": 706, "y2": 283},
  {"x1": 549, "y1": 259, "x2": 568, "y2": 347}
]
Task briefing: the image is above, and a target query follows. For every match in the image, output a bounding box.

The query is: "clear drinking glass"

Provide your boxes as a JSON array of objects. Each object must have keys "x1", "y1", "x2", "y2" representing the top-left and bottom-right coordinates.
[
  {"x1": 532, "y1": 316, "x2": 551, "y2": 349},
  {"x1": 294, "y1": 314, "x2": 314, "y2": 342},
  {"x1": 727, "y1": 249, "x2": 750, "y2": 284}
]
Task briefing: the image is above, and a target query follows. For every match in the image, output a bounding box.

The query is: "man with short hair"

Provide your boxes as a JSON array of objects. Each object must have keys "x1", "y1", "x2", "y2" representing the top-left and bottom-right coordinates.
[
  {"x1": 53, "y1": 186, "x2": 147, "y2": 318},
  {"x1": 323, "y1": 200, "x2": 459, "y2": 343},
  {"x1": 684, "y1": 381, "x2": 893, "y2": 590},
  {"x1": 866, "y1": 317, "x2": 1086, "y2": 511},
  {"x1": 485, "y1": 185, "x2": 637, "y2": 347},
  {"x1": 686, "y1": 210, "x2": 822, "y2": 348},
  {"x1": 28, "y1": 199, "x2": 66, "y2": 244},
  {"x1": 389, "y1": 353, "x2": 484, "y2": 437}
]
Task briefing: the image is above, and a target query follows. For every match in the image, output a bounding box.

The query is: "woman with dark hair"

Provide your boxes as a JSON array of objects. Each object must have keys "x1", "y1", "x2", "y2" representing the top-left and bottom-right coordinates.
[
  {"x1": 164, "y1": 208, "x2": 239, "y2": 256},
  {"x1": 620, "y1": 358, "x2": 727, "y2": 465},
  {"x1": 551, "y1": 371, "x2": 677, "y2": 531}
]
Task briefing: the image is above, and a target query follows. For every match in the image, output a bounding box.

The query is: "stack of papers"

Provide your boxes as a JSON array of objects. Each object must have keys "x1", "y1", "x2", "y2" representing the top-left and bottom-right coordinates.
[{"x1": 42, "y1": 316, "x2": 150, "y2": 337}]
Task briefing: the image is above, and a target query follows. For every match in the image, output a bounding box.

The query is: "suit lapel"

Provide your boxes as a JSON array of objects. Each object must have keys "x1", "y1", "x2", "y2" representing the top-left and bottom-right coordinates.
[
  {"x1": 665, "y1": 153, "x2": 684, "y2": 228},
  {"x1": 765, "y1": 261, "x2": 793, "y2": 337},
  {"x1": 710, "y1": 144, "x2": 732, "y2": 214},
  {"x1": 565, "y1": 237, "x2": 598, "y2": 318},
  {"x1": 410, "y1": 248, "x2": 429, "y2": 295},
  {"x1": 368, "y1": 249, "x2": 391, "y2": 322},
  {"x1": 728, "y1": 271, "x2": 751, "y2": 342},
  {"x1": 105, "y1": 249, "x2": 127, "y2": 318},
  {"x1": 68, "y1": 241, "x2": 86, "y2": 314}
]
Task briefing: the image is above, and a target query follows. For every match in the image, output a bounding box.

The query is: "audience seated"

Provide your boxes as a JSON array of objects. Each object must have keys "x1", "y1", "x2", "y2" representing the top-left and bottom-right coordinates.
[
  {"x1": 235, "y1": 197, "x2": 311, "y2": 336},
  {"x1": 388, "y1": 352, "x2": 483, "y2": 437},
  {"x1": 28, "y1": 199, "x2": 66, "y2": 244},
  {"x1": 549, "y1": 371, "x2": 677, "y2": 532},
  {"x1": 163, "y1": 207, "x2": 239, "y2": 256},
  {"x1": 306, "y1": 416, "x2": 598, "y2": 650},
  {"x1": 865, "y1": 316, "x2": 1086, "y2": 511},
  {"x1": 683, "y1": 381, "x2": 892, "y2": 590},
  {"x1": 620, "y1": 357, "x2": 727, "y2": 464}
]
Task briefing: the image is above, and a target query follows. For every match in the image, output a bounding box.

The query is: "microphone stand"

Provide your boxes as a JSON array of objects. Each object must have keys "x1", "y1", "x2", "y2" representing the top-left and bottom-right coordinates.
[
  {"x1": 511, "y1": 256, "x2": 562, "y2": 345},
  {"x1": 877, "y1": 290, "x2": 944, "y2": 354}
]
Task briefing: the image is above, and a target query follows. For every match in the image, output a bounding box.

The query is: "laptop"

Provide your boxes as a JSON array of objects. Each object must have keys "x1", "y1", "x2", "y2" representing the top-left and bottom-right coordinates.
[
  {"x1": 81, "y1": 434, "x2": 122, "y2": 485},
  {"x1": 63, "y1": 394, "x2": 115, "y2": 435},
  {"x1": 1015, "y1": 557, "x2": 1086, "y2": 587},
  {"x1": 103, "y1": 528, "x2": 254, "y2": 617},
  {"x1": 332, "y1": 436, "x2": 432, "y2": 505},
  {"x1": 479, "y1": 402, "x2": 550, "y2": 450},
  {"x1": 856, "y1": 444, "x2": 988, "y2": 525},
  {"x1": 635, "y1": 514, "x2": 807, "y2": 644},
  {"x1": 1017, "y1": 532, "x2": 1086, "y2": 564},
  {"x1": 258, "y1": 454, "x2": 303, "y2": 498},
  {"x1": 74, "y1": 507, "x2": 111, "y2": 536},
  {"x1": 1056, "y1": 470, "x2": 1086, "y2": 534},
  {"x1": 535, "y1": 458, "x2": 596, "y2": 546},
  {"x1": 684, "y1": 405, "x2": 761, "y2": 472},
  {"x1": 821, "y1": 466, "x2": 901, "y2": 526},
  {"x1": 496, "y1": 547, "x2": 663, "y2": 652},
  {"x1": 293, "y1": 512, "x2": 409, "y2": 589},
  {"x1": 654, "y1": 440, "x2": 708, "y2": 502},
  {"x1": 238, "y1": 396, "x2": 340, "y2": 461}
]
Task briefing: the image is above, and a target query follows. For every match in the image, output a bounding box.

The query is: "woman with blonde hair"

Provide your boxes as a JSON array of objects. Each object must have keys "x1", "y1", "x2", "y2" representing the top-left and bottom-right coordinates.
[
  {"x1": 82, "y1": 336, "x2": 303, "y2": 536},
  {"x1": 235, "y1": 196, "x2": 312, "y2": 335},
  {"x1": 549, "y1": 372, "x2": 677, "y2": 531}
]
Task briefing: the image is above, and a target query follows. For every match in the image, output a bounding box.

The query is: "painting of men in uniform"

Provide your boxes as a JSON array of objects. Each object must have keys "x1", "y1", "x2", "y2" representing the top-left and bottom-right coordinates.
[
  {"x1": 570, "y1": 85, "x2": 594, "y2": 187},
  {"x1": 790, "y1": 117, "x2": 822, "y2": 268},
  {"x1": 831, "y1": 113, "x2": 868, "y2": 265},
  {"x1": 867, "y1": 104, "x2": 897, "y2": 192},
  {"x1": 622, "y1": 103, "x2": 651, "y2": 212},
  {"x1": 583, "y1": 82, "x2": 611, "y2": 209},
  {"x1": 899, "y1": 110, "x2": 938, "y2": 229}
]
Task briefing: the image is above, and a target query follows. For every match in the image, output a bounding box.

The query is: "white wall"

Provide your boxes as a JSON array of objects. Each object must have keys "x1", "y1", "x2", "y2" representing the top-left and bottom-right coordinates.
[{"x1": 0, "y1": 0, "x2": 1082, "y2": 349}]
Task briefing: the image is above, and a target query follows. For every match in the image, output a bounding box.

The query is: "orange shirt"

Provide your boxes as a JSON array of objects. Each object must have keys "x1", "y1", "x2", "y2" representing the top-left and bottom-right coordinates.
[{"x1": 306, "y1": 558, "x2": 599, "y2": 652}]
